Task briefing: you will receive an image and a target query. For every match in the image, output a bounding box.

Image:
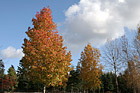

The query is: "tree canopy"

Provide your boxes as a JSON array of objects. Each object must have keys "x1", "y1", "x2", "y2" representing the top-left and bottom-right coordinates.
[
  {"x1": 77, "y1": 44, "x2": 103, "y2": 91},
  {"x1": 20, "y1": 7, "x2": 73, "y2": 88}
]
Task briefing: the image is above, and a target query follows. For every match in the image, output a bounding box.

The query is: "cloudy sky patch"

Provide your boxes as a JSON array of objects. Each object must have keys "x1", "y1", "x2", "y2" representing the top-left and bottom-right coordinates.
[
  {"x1": 0, "y1": 46, "x2": 24, "y2": 59},
  {"x1": 62, "y1": 0, "x2": 140, "y2": 53}
]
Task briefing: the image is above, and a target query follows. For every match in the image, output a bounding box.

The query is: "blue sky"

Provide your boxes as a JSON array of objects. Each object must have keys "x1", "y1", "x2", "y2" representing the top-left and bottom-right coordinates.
[
  {"x1": 1, "y1": 0, "x2": 140, "y2": 73},
  {"x1": 0, "y1": 0, "x2": 79, "y2": 72}
]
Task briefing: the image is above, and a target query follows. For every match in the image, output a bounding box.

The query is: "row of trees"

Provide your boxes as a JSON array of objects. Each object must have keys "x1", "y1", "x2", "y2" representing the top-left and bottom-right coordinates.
[
  {"x1": 1, "y1": 7, "x2": 140, "y2": 93},
  {"x1": 0, "y1": 60, "x2": 18, "y2": 92},
  {"x1": 0, "y1": 61, "x2": 139, "y2": 93},
  {"x1": 0, "y1": 43, "x2": 103, "y2": 92},
  {"x1": 101, "y1": 26, "x2": 140, "y2": 93}
]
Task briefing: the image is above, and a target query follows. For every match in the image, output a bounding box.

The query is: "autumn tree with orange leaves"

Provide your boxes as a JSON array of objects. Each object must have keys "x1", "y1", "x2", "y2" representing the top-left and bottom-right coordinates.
[
  {"x1": 77, "y1": 44, "x2": 103, "y2": 92},
  {"x1": 20, "y1": 7, "x2": 73, "y2": 93},
  {"x1": 123, "y1": 60, "x2": 138, "y2": 93}
]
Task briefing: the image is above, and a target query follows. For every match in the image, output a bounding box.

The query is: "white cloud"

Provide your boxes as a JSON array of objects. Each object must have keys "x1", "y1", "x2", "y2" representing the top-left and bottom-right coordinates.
[
  {"x1": 62, "y1": 0, "x2": 140, "y2": 53},
  {"x1": 65, "y1": 4, "x2": 80, "y2": 17},
  {"x1": 0, "y1": 46, "x2": 24, "y2": 59},
  {"x1": 119, "y1": 0, "x2": 125, "y2": 3}
]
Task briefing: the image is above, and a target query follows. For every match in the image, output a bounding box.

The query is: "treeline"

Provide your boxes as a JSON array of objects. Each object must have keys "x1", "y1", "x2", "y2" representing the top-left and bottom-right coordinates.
[
  {"x1": 0, "y1": 60, "x2": 139, "y2": 93},
  {"x1": 1, "y1": 7, "x2": 140, "y2": 93}
]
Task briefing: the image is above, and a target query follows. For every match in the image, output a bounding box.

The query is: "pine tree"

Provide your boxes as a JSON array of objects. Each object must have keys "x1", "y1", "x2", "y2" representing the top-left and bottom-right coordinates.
[
  {"x1": 0, "y1": 59, "x2": 5, "y2": 92},
  {"x1": 101, "y1": 72, "x2": 114, "y2": 92},
  {"x1": 0, "y1": 60, "x2": 4, "y2": 78},
  {"x1": 8, "y1": 65, "x2": 18, "y2": 91}
]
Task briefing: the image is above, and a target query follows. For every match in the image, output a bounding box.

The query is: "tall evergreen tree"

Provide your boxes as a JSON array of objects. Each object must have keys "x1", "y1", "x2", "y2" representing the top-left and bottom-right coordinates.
[
  {"x1": 117, "y1": 73, "x2": 128, "y2": 93},
  {"x1": 66, "y1": 70, "x2": 82, "y2": 92},
  {"x1": 0, "y1": 60, "x2": 4, "y2": 78},
  {"x1": 17, "y1": 65, "x2": 43, "y2": 92},
  {"x1": 8, "y1": 65, "x2": 18, "y2": 91},
  {"x1": 101, "y1": 72, "x2": 114, "y2": 92},
  {"x1": 17, "y1": 66, "x2": 30, "y2": 91},
  {"x1": 0, "y1": 59, "x2": 5, "y2": 92}
]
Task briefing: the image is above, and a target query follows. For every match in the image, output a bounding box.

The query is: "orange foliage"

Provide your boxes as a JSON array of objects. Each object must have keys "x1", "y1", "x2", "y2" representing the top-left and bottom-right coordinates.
[{"x1": 21, "y1": 7, "x2": 73, "y2": 87}]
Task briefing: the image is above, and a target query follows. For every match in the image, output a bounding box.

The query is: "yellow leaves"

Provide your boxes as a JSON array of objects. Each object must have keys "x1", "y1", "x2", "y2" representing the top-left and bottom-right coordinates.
[
  {"x1": 78, "y1": 44, "x2": 103, "y2": 90},
  {"x1": 41, "y1": 67, "x2": 46, "y2": 71},
  {"x1": 32, "y1": 66, "x2": 37, "y2": 69},
  {"x1": 47, "y1": 74, "x2": 51, "y2": 78}
]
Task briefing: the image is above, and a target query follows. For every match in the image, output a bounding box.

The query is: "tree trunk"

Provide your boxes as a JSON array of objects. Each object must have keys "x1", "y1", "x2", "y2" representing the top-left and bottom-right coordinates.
[
  {"x1": 71, "y1": 86, "x2": 73, "y2": 93},
  {"x1": 133, "y1": 88, "x2": 136, "y2": 93},
  {"x1": 132, "y1": 82, "x2": 136, "y2": 93},
  {"x1": 43, "y1": 85, "x2": 46, "y2": 93},
  {"x1": 84, "y1": 90, "x2": 86, "y2": 93},
  {"x1": 53, "y1": 87, "x2": 56, "y2": 93},
  {"x1": 114, "y1": 62, "x2": 119, "y2": 93},
  {"x1": 115, "y1": 78, "x2": 119, "y2": 93},
  {"x1": 63, "y1": 87, "x2": 65, "y2": 93}
]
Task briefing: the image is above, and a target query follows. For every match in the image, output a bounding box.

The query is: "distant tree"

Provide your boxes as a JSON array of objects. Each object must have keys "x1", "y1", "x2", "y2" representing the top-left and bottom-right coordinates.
[
  {"x1": 77, "y1": 44, "x2": 103, "y2": 92},
  {"x1": 1, "y1": 75, "x2": 15, "y2": 91},
  {"x1": 17, "y1": 66, "x2": 29, "y2": 91},
  {"x1": 134, "y1": 27, "x2": 140, "y2": 57},
  {"x1": 7, "y1": 65, "x2": 18, "y2": 91},
  {"x1": 117, "y1": 73, "x2": 128, "y2": 93},
  {"x1": 17, "y1": 65, "x2": 43, "y2": 92},
  {"x1": 0, "y1": 63, "x2": 16, "y2": 92},
  {"x1": 131, "y1": 27, "x2": 140, "y2": 92},
  {"x1": 101, "y1": 72, "x2": 114, "y2": 92},
  {"x1": 66, "y1": 70, "x2": 82, "y2": 92},
  {"x1": 0, "y1": 59, "x2": 5, "y2": 92},
  {"x1": 123, "y1": 60, "x2": 138, "y2": 93},
  {"x1": 20, "y1": 7, "x2": 73, "y2": 93},
  {"x1": 102, "y1": 40, "x2": 122, "y2": 93},
  {"x1": 120, "y1": 35, "x2": 133, "y2": 62},
  {"x1": 0, "y1": 59, "x2": 4, "y2": 78}
]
